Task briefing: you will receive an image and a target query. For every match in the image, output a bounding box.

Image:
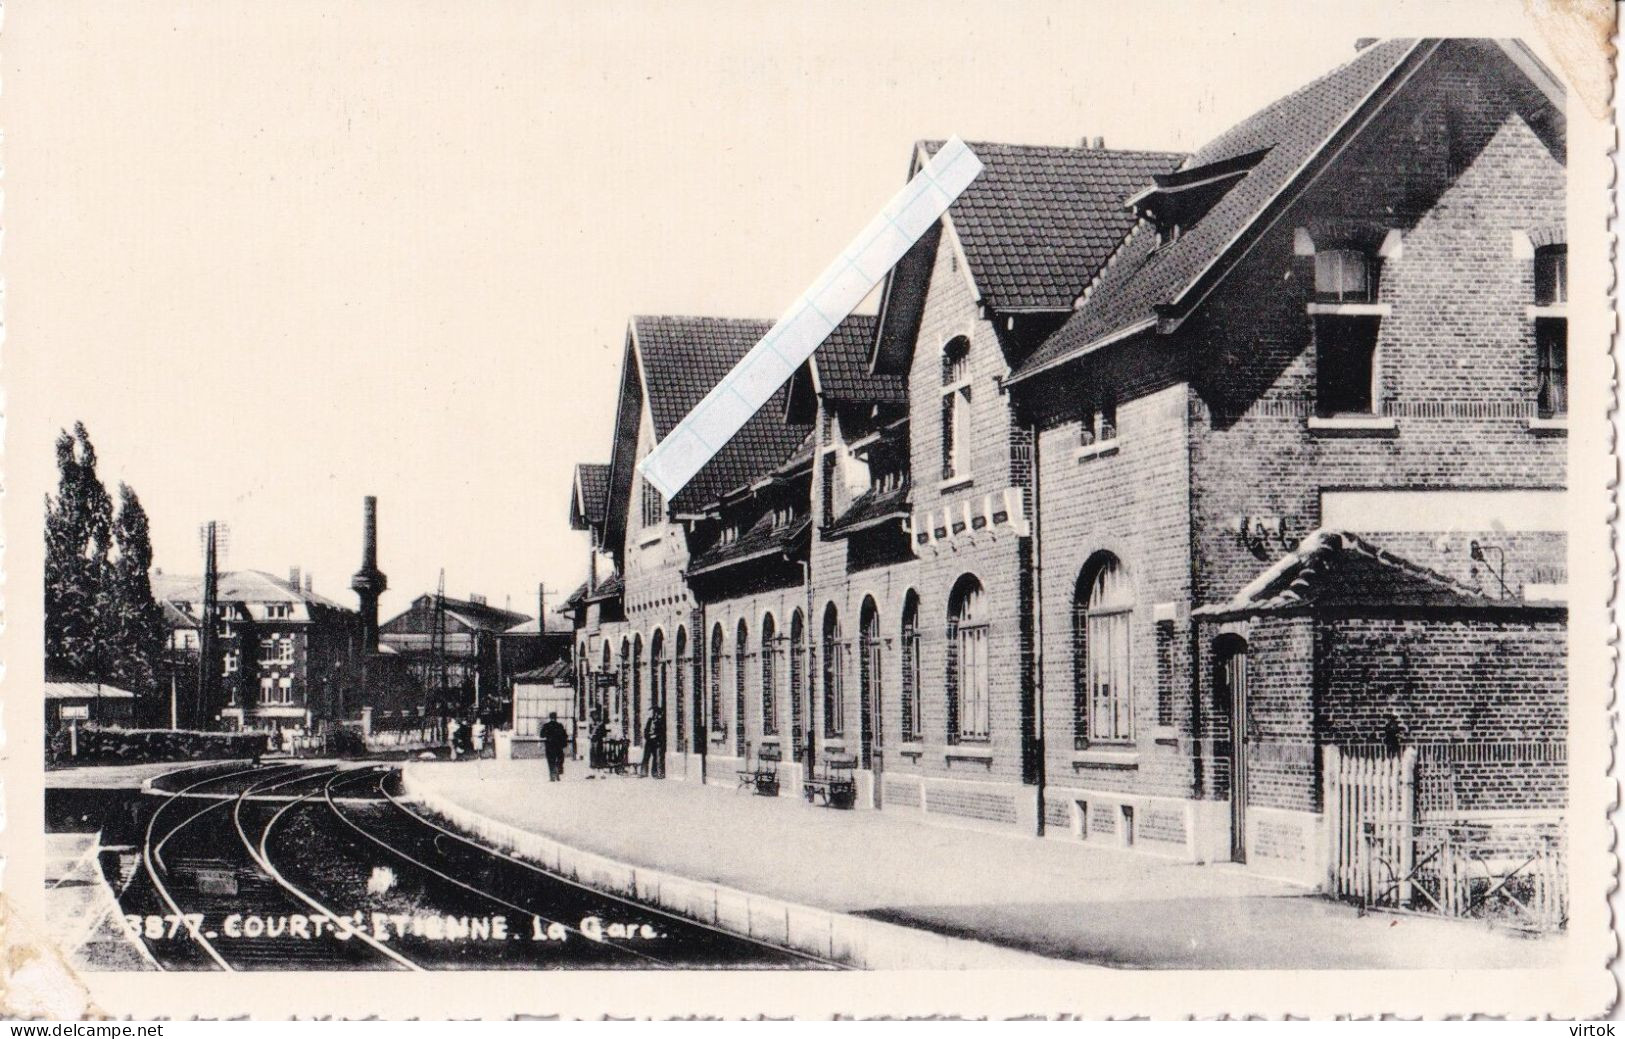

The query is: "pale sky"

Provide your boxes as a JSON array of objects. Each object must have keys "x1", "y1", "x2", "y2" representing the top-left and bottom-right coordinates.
[{"x1": 6, "y1": 0, "x2": 1554, "y2": 622}]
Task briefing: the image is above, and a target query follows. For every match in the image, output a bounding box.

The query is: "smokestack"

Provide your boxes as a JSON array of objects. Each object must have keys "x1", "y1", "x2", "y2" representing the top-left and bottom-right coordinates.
[{"x1": 351, "y1": 496, "x2": 388, "y2": 653}]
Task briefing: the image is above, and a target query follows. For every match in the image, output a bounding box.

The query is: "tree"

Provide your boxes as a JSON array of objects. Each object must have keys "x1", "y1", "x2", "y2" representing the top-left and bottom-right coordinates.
[
  {"x1": 44, "y1": 424, "x2": 113, "y2": 680},
  {"x1": 107, "y1": 484, "x2": 167, "y2": 697},
  {"x1": 44, "y1": 425, "x2": 166, "y2": 704}
]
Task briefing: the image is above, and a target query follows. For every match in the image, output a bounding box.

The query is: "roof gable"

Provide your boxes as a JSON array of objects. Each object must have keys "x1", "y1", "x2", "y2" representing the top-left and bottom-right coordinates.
[{"x1": 570, "y1": 463, "x2": 610, "y2": 531}]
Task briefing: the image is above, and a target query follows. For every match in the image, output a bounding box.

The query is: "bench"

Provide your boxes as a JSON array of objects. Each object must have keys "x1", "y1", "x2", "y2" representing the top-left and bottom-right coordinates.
[
  {"x1": 593, "y1": 737, "x2": 631, "y2": 775},
  {"x1": 736, "y1": 745, "x2": 782, "y2": 796},
  {"x1": 802, "y1": 752, "x2": 857, "y2": 808}
]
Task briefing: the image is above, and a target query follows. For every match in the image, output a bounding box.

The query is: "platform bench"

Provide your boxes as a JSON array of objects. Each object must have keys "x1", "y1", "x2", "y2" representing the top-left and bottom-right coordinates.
[
  {"x1": 736, "y1": 745, "x2": 782, "y2": 796},
  {"x1": 802, "y1": 752, "x2": 857, "y2": 809}
]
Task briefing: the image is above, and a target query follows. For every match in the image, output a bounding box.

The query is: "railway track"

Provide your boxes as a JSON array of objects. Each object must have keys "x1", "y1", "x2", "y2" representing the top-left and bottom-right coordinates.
[
  {"x1": 297, "y1": 767, "x2": 838, "y2": 969},
  {"x1": 122, "y1": 762, "x2": 837, "y2": 970},
  {"x1": 137, "y1": 763, "x2": 413, "y2": 971}
]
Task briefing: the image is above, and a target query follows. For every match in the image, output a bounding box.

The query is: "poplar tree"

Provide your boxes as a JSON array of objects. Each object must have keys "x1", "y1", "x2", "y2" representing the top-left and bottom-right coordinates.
[
  {"x1": 108, "y1": 484, "x2": 167, "y2": 696},
  {"x1": 44, "y1": 424, "x2": 114, "y2": 679}
]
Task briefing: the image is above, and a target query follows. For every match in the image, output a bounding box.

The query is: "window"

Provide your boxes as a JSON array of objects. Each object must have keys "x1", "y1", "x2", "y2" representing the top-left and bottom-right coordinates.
[
  {"x1": 789, "y1": 610, "x2": 806, "y2": 761},
  {"x1": 900, "y1": 592, "x2": 922, "y2": 743},
  {"x1": 223, "y1": 650, "x2": 239, "y2": 675},
  {"x1": 1080, "y1": 401, "x2": 1118, "y2": 446},
  {"x1": 1537, "y1": 319, "x2": 1568, "y2": 419},
  {"x1": 1314, "y1": 248, "x2": 1373, "y2": 302},
  {"x1": 618, "y1": 639, "x2": 630, "y2": 734},
  {"x1": 631, "y1": 635, "x2": 643, "y2": 746},
  {"x1": 674, "y1": 627, "x2": 688, "y2": 751},
  {"x1": 821, "y1": 453, "x2": 837, "y2": 526},
  {"x1": 640, "y1": 479, "x2": 663, "y2": 529},
  {"x1": 1534, "y1": 244, "x2": 1567, "y2": 306},
  {"x1": 821, "y1": 605, "x2": 844, "y2": 737},
  {"x1": 259, "y1": 677, "x2": 272, "y2": 704},
  {"x1": 277, "y1": 637, "x2": 294, "y2": 665},
  {"x1": 1315, "y1": 315, "x2": 1381, "y2": 416},
  {"x1": 734, "y1": 620, "x2": 748, "y2": 756},
  {"x1": 941, "y1": 337, "x2": 972, "y2": 481},
  {"x1": 1074, "y1": 554, "x2": 1133, "y2": 746},
  {"x1": 859, "y1": 598, "x2": 882, "y2": 769},
  {"x1": 278, "y1": 676, "x2": 294, "y2": 704},
  {"x1": 947, "y1": 576, "x2": 989, "y2": 742},
  {"x1": 718, "y1": 524, "x2": 739, "y2": 547},
  {"x1": 650, "y1": 630, "x2": 666, "y2": 720},
  {"x1": 709, "y1": 625, "x2": 724, "y2": 738},
  {"x1": 760, "y1": 615, "x2": 778, "y2": 737},
  {"x1": 771, "y1": 505, "x2": 795, "y2": 530}
]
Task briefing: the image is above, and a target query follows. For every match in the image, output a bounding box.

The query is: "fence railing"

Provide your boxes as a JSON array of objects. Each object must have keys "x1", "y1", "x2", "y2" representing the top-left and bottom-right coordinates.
[{"x1": 1362, "y1": 819, "x2": 1566, "y2": 932}]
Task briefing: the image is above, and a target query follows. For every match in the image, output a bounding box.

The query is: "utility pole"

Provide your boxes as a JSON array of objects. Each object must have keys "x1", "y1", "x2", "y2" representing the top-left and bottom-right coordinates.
[{"x1": 431, "y1": 568, "x2": 449, "y2": 728}]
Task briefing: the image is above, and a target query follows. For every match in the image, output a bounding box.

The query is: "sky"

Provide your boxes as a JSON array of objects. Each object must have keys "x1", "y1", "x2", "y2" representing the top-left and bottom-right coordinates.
[{"x1": 6, "y1": 0, "x2": 1555, "y2": 624}]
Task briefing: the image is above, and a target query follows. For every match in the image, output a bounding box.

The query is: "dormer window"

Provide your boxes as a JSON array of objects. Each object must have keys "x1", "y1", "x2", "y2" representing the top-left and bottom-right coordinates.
[
  {"x1": 1314, "y1": 248, "x2": 1374, "y2": 303},
  {"x1": 1534, "y1": 244, "x2": 1567, "y2": 306},
  {"x1": 718, "y1": 524, "x2": 739, "y2": 547},
  {"x1": 770, "y1": 505, "x2": 795, "y2": 530},
  {"x1": 871, "y1": 468, "x2": 902, "y2": 496},
  {"x1": 639, "y1": 479, "x2": 664, "y2": 529}
]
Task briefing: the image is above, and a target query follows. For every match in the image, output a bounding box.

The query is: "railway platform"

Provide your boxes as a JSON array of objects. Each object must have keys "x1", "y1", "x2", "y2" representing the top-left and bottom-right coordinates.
[{"x1": 402, "y1": 760, "x2": 1566, "y2": 970}]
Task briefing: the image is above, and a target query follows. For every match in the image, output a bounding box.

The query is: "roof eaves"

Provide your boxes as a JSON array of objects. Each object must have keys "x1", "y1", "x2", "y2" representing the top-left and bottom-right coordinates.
[
  {"x1": 1162, "y1": 38, "x2": 1433, "y2": 328},
  {"x1": 1005, "y1": 316, "x2": 1157, "y2": 386}
]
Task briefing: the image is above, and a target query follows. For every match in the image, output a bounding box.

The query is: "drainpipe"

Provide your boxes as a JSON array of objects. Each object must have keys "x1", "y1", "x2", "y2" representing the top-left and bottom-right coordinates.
[{"x1": 1030, "y1": 418, "x2": 1048, "y2": 837}]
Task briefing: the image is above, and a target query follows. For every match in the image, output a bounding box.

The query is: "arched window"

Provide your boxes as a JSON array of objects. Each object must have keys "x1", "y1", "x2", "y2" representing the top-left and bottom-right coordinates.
[
  {"x1": 760, "y1": 614, "x2": 778, "y2": 737},
  {"x1": 674, "y1": 627, "x2": 688, "y2": 753},
  {"x1": 618, "y1": 638, "x2": 630, "y2": 735},
  {"x1": 576, "y1": 641, "x2": 588, "y2": 721},
  {"x1": 1074, "y1": 553, "x2": 1133, "y2": 746},
  {"x1": 822, "y1": 604, "x2": 844, "y2": 737},
  {"x1": 632, "y1": 634, "x2": 644, "y2": 746},
  {"x1": 789, "y1": 609, "x2": 806, "y2": 761},
  {"x1": 734, "y1": 619, "x2": 749, "y2": 757},
  {"x1": 709, "y1": 624, "x2": 725, "y2": 740},
  {"x1": 600, "y1": 642, "x2": 612, "y2": 719},
  {"x1": 947, "y1": 576, "x2": 988, "y2": 742},
  {"x1": 650, "y1": 628, "x2": 666, "y2": 729},
  {"x1": 941, "y1": 336, "x2": 972, "y2": 481},
  {"x1": 859, "y1": 597, "x2": 882, "y2": 770},
  {"x1": 900, "y1": 591, "x2": 922, "y2": 743}
]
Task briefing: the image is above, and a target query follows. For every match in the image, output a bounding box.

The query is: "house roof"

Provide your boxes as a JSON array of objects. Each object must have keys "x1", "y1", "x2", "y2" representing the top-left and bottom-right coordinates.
[
  {"x1": 687, "y1": 513, "x2": 812, "y2": 578},
  {"x1": 161, "y1": 601, "x2": 199, "y2": 630},
  {"x1": 923, "y1": 139, "x2": 1185, "y2": 312},
  {"x1": 571, "y1": 463, "x2": 610, "y2": 531},
  {"x1": 1195, "y1": 530, "x2": 1504, "y2": 617},
  {"x1": 1012, "y1": 38, "x2": 1427, "y2": 381},
  {"x1": 502, "y1": 615, "x2": 575, "y2": 635},
  {"x1": 152, "y1": 570, "x2": 351, "y2": 612},
  {"x1": 808, "y1": 314, "x2": 901, "y2": 404},
  {"x1": 435, "y1": 596, "x2": 531, "y2": 633},
  {"x1": 560, "y1": 581, "x2": 590, "y2": 611},
  {"x1": 613, "y1": 315, "x2": 816, "y2": 520}
]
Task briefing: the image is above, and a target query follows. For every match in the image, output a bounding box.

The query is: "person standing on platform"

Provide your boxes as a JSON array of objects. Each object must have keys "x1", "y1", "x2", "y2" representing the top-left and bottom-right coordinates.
[
  {"x1": 541, "y1": 712, "x2": 570, "y2": 782},
  {"x1": 642, "y1": 708, "x2": 666, "y2": 779}
]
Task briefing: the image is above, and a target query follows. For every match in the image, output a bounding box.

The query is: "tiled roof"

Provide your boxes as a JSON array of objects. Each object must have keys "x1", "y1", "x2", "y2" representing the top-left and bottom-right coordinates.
[
  {"x1": 922, "y1": 140, "x2": 1185, "y2": 312},
  {"x1": 632, "y1": 315, "x2": 816, "y2": 511},
  {"x1": 825, "y1": 476, "x2": 911, "y2": 539},
  {"x1": 161, "y1": 601, "x2": 199, "y2": 629},
  {"x1": 687, "y1": 513, "x2": 812, "y2": 577},
  {"x1": 583, "y1": 571, "x2": 624, "y2": 603},
  {"x1": 810, "y1": 315, "x2": 902, "y2": 403},
  {"x1": 153, "y1": 570, "x2": 351, "y2": 612},
  {"x1": 1014, "y1": 39, "x2": 1421, "y2": 379},
  {"x1": 560, "y1": 581, "x2": 590, "y2": 610},
  {"x1": 1195, "y1": 530, "x2": 1500, "y2": 617},
  {"x1": 514, "y1": 658, "x2": 572, "y2": 684},
  {"x1": 574, "y1": 464, "x2": 609, "y2": 525}
]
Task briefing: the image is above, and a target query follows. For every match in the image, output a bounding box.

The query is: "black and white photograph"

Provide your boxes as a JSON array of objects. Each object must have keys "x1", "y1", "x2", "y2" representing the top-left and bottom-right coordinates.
[{"x1": 3, "y1": 0, "x2": 1615, "y2": 1021}]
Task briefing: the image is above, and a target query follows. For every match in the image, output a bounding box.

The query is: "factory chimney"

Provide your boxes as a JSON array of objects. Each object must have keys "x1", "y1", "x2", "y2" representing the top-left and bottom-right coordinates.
[{"x1": 351, "y1": 496, "x2": 388, "y2": 652}]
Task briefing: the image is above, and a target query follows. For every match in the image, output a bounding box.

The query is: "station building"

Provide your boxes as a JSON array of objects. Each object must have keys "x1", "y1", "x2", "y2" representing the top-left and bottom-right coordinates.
[{"x1": 562, "y1": 38, "x2": 1569, "y2": 885}]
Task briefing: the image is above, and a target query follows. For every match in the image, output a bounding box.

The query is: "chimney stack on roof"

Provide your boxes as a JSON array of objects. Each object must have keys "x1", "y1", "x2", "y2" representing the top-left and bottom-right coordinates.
[
  {"x1": 470, "y1": 593, "x2": 488, "y2": 607},
  {"x1": 304, "y1": 573, "x2": 313, "y2": 595},
  {"x1": 1080, "y1": 136, "x2": 1105, "y2": 150},
  {"x1": 289, "y1": 566, "x2": 302, "y2": 593}
]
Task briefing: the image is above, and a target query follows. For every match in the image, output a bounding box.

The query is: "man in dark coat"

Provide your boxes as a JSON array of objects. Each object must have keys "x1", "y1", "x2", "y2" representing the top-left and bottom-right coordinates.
[
  {"x1": 641, "y1": 708, "x2": 666, "y2": 779},
  {"x1": 540, "y1": 711, "x2": 570, "y2": 782}
]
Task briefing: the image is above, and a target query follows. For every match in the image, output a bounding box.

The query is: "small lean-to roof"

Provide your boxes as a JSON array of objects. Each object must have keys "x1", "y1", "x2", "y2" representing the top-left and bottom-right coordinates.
[
  {"x1": 922, "y1": 139, "x2": 1185, "y2": 312},
  {"x1": 824, "y1": 475, "x2": 911, "y2": 540},
  {"x1": 1013, "y1": 39, "x2": 1425, "y2": 381},
  {"x1": 45, "y1": 681, "x2": 136, "y2": 700},
  {"x1": 1195, "y1": 530, "x2": 1504, "y2": 617},
  {"x1": 687, "y1": 513, "x2": 812, "y2": 578}
]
